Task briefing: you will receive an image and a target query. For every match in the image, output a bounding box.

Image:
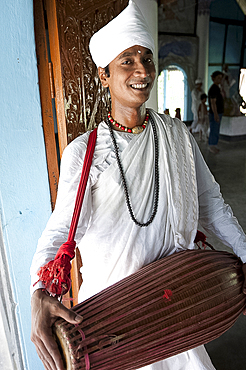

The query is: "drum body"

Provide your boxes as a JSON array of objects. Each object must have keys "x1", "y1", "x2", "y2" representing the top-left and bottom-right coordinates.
[{"x1": 53, "y1": 249, "x2": 246, "y2": 370}]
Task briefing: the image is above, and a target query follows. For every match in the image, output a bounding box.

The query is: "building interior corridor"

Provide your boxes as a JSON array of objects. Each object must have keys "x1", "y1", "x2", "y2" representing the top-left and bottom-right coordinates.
[{"x1": 192, "y1": 134, "x2": 246, "y2": 370}]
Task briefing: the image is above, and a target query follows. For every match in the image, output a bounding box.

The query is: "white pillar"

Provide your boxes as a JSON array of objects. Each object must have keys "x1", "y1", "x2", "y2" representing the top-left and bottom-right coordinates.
[
  {"x1": 134, "y1": 0, "x2": 158, "y2": 110},
  {"x1": 196, "y1": 0, "x2": 212, "y2": 93}
]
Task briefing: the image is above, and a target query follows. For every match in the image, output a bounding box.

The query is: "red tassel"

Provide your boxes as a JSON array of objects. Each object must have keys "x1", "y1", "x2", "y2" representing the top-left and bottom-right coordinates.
[
  {"x1": 194, "y1": 230, "x2": 207, "y2": 244},
  {"x1": 194, "y1": 230, "x2": 215, "y2": 250},
  {"x1": 163, "y1": 289, "x2": 173, "y2": 301},
  {"x1": 35, "y1": 240, "x2": 76, "y2": 297}
]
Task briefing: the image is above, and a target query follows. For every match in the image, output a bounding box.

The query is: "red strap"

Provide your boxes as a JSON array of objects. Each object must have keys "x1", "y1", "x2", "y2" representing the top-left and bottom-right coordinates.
[
  {"x1": 35, "y1": 128, "x2": 97, "y2": 296},
  {"x1": 68, "y1": 128, "x2": 98, "y2": 242}
]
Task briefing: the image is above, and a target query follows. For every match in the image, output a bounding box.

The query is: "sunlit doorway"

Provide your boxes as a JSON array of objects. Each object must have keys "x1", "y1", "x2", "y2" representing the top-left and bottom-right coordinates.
[{"x1": 158, "y1": 65, "x2": 188, "y2": 121}]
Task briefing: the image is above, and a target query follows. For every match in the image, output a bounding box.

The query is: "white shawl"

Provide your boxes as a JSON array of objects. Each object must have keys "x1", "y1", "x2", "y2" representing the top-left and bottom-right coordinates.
[{"x1": 78, "y1": 110, "x2": 199, "y2": 301}]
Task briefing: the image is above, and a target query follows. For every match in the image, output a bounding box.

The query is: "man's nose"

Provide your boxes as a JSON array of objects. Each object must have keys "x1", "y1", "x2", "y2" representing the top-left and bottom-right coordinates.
[{"x1": 134, "y1": 61, "x2": 148, "y2": 77}]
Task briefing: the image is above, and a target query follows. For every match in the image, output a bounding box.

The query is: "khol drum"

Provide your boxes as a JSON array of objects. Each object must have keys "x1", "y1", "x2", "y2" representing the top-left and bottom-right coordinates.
[{"x1": 53, "y1": 249, "x2": 246, "y2": 370}]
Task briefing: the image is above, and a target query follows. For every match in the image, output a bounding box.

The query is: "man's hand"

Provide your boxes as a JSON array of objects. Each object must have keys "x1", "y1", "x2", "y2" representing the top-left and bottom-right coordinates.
[
  {"x1": 242, "y1": 263, "x2": 246, "y2": 315},
  {"x1": 31, "y1": 289, "x2": 83, "y2": 370},
  {"x1": 214, "y1": 113, "x2": 220, "y2": 123},
  {"x1": 211, "y1": 98, "x2": 220, "y2": 122}
]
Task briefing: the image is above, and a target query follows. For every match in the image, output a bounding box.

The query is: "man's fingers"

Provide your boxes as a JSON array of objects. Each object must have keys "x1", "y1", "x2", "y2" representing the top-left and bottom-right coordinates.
[
  {"x1": 41, "y1": 332, "x2": 65, "y2": 370},
  {"x1": 31, "y1": 289, "x2": 67, "y2": 370},
  {"x1": 54, "y1": 304, "x2": 83, "y2": 325},
  {"x1": 32, "y1": 330, "x2": 62, "y2": 370},
  {"x1": 35, "y1": 336, "x2": 56, "y2": 370},
  {"x1": 36, "y1": 345, "x2": 53, "y2": 370},
  {"x1": 31, "y1": 289, "x2": 83, "y2": 370}
]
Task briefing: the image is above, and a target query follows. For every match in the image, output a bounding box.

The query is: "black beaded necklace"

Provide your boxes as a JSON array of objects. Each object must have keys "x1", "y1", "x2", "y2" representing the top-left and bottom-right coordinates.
[{"x1": 106, "y1": 111, "x2": 159, "y2": 227}]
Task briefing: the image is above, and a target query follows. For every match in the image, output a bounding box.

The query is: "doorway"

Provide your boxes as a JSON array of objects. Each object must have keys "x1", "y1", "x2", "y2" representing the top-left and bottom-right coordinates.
[{"x1": 158, "y1": 65, "x2": 188, "y2": 121}]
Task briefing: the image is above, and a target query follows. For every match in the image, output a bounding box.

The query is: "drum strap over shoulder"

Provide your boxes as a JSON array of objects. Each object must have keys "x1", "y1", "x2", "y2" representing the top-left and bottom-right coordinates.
[{"x1": 34, "y1": 128, "x2": 98, "y2": 297}]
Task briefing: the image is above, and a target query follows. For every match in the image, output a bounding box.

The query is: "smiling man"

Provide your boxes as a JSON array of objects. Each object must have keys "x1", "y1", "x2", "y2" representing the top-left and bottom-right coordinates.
[
  {"x1": 98, "y1": 45, "x2": 155, "y2": 131},
  {"x1": 99, "y1": 46, "x2": 155, "y2": 114},
  {"x1": 30, "y1": 1, "x2": 246, "y2": 370}
]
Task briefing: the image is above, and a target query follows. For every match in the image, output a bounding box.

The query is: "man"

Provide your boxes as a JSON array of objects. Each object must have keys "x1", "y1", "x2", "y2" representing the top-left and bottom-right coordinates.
[
  {"x1": 30, "y1": 2, "x2": 246, "y2": 370},
  {"x1": 190, "y1": 78, "x2": 204, "y2": 133},
  {"x1": 208, "y1": 71, "x2": 224, "y2": 154}
]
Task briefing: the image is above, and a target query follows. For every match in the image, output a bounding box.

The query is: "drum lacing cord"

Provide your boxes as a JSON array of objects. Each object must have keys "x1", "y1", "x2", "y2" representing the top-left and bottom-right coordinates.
[{"x1": 75, "y1": 324, "x2": 90, "y2": 370}]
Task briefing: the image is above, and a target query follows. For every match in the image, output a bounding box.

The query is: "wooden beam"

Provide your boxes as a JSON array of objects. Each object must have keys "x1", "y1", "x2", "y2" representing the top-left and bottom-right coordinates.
[
  {"x1": 45, "y1": 0, "x2": 68, "y2": 156},
  {"x1": 34, "y1": 0, "x2": 72, "y2": 308},
  {"x1": 33, "y1": 0, "x2": 59, "y2": 211}
]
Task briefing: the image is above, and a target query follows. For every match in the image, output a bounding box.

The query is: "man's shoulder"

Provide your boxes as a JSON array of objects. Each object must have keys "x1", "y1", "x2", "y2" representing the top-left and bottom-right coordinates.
[
  {"x1": 150, "y1": 109, "x2": 188, "y2": 133},
  {"x1": 63, "y1": 131, "x2": 91, "y2": 159},
  {"x1": 208, "y1": 84, "x2": 219, "y2": 95}
]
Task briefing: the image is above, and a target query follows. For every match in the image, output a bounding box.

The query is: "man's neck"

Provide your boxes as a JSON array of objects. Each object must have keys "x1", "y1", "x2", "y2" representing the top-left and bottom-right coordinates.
[{"x1": 111, "y1": 105, "x2": 146, "y2": 129}]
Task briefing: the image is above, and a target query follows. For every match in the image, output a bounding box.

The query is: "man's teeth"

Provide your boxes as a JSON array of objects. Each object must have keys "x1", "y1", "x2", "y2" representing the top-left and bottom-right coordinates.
[{"x1": 131, "y1": 83, "x2": 147, "y2": 89}]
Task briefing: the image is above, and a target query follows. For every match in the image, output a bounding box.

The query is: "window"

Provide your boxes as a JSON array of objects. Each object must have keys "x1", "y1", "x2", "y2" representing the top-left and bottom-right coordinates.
[{"x1": 158, "y1": 66, "x2": 188, "y2": 121}]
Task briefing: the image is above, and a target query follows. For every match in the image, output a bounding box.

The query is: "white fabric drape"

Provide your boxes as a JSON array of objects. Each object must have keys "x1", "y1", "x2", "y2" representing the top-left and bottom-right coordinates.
[{"x1": 30, "y1": 110, "x2": 246, "y2": 370}]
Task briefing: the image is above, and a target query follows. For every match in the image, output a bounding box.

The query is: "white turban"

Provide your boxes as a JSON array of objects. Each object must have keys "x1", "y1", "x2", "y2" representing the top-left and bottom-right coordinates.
[
  {"x1": 89, "y1": 0, "x2": 154, "y2": 68},
  {"x1": 195, "y1": 78, "x2": 202, "y2": 85}
]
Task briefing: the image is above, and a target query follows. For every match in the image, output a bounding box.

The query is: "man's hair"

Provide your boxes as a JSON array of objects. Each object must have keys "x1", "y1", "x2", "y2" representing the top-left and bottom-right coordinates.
[
  {"x1": 104, "y1": 64, "x2": 110, "y2": 77},
  {"x1": 200, "y1": 93, "x2": 207, "y2": 100},
  {"x1": 211, "y1": 71, "x2": 223, "y2": 79}
]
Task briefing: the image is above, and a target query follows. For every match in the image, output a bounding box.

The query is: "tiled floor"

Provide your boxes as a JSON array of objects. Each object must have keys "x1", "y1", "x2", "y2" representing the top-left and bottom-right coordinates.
[{"x1": 194, "y1": 135, "x2": 246, "y2": 370}]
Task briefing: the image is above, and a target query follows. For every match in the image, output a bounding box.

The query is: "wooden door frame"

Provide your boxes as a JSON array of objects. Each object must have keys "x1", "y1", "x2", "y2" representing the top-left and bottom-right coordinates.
[
  {"x1": 44, "y1": 0, "x2": 68, "y2": 156},
  {"x1": 33, "y1": 0, "x2": 81, "y2": 307},
  {"x1": 33, "y1": 0, "x2": 60, "y2": 210}
]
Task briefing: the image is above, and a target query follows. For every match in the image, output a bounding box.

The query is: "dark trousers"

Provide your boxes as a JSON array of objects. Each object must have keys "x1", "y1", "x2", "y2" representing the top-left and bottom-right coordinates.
[{"x1": 208, "y1": 113, "x2": 223, "y2": 146}]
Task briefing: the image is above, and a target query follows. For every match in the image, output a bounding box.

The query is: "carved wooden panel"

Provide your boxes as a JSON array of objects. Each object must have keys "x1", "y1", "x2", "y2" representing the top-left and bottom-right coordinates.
[{"x1": 54, "y1": 0, "x2": 128, "y2": 143}]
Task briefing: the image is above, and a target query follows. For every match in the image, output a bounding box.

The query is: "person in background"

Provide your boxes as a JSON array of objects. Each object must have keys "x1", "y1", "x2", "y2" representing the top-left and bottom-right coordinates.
[
  {"x1": 190, "y1": 78, "x2": 204, "y2": 133},
  {"x1": 175, "y1": 107, "x2": 181, "y2": 119},
  {"x1": 196, "y1": 93, "x2": 209, "y2": 141},
  {"x1": 208, "y1": 71, "x2": 224, "y2": 154},
  {"x1": 164, "y1": 108, "x2": 170, "y2": 115}
]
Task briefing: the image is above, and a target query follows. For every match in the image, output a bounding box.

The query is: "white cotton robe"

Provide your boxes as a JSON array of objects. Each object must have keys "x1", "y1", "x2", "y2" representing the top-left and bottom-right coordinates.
[{"x1": 31, "y1": 110, "x2": 246, "y2": 370}]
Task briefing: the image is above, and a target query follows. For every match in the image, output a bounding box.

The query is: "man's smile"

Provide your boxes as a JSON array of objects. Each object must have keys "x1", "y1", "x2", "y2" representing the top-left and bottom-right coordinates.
[{"x1": 130, "y1": 83, "x2": 148, "y2": 89}]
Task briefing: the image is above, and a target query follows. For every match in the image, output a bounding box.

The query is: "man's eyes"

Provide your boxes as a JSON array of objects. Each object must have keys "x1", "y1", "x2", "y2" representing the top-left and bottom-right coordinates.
[
  {"x1": 122, "y1": 59, "x2": 132, "y2": 65},
  {"x1": 144, "y1": 57, "x2": 154, "y2": 64},
  {"x1": 121, "y1": 57, "x2": 154, "y2": 66}
]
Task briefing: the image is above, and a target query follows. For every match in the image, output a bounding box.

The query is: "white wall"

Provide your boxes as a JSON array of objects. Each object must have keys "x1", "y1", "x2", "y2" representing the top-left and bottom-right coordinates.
[{"x1": 0, "y1": 0, "x2": 52, "y2": 368}]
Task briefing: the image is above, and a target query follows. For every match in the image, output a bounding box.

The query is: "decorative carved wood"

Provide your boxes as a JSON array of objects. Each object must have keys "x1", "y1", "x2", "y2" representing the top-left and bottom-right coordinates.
[{"x1": 47, "y1": 0, "x2": 128, "y2": 145}]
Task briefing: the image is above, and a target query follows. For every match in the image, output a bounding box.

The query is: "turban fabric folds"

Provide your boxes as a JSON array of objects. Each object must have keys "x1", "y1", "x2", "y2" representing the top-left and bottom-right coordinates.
[{"x1": 89, "y1": 0, "x2": 155, "y2": 68}]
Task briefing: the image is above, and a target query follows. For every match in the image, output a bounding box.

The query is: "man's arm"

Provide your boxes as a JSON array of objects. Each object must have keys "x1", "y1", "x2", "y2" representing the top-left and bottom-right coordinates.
[
  {"x1": 190, "y1": 132, "x2": 246, "y2": 308},
  {"x1": 30, "y1": 133, "x2": 92, "y2": 295},
  {"x1": 210, "y1": 97, "x2": 220, "y2": 122},
  {"x1": 30, "y1": 133, "x2": 92, "y2": 369}
]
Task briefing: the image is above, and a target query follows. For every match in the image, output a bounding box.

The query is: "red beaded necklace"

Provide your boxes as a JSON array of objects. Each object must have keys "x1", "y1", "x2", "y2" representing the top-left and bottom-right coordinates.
[{"x1": 107, "y1": 110, "x2": 149, "y2": 134}]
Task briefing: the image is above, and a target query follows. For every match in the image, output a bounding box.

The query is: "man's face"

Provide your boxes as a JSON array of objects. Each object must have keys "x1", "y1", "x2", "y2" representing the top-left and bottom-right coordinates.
[
  {"x1": 213, "y1": 74, "x2": 223, "y2": 85},
  {"x1": 99, "y1": 45, "x2": 156, "y2": 109},
  {"x1": 196, "y1": 83, "x2": 202, "y2": 90}
]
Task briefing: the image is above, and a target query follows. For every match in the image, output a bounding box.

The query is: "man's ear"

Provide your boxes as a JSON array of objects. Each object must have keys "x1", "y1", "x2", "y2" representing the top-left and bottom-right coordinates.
[{"x1": 98, "y1": 67, "x2": 109, "y2": 88}]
